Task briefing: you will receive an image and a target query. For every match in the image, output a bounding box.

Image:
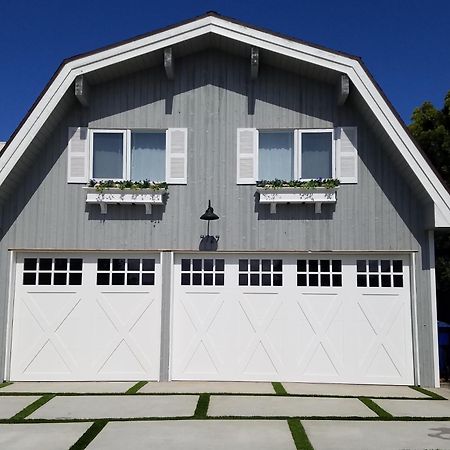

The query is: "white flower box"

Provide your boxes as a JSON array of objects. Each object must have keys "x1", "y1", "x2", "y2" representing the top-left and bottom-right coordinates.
[
  {"x1": 257, "y1": 187, "x2": 338, "y2": 214},
  {"x1": 84, "y1": 187, "x2": 165, "y2": 214}
]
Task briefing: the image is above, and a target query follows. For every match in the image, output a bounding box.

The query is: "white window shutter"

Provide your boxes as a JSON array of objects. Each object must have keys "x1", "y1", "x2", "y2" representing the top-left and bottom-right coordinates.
[
  {"x1": 237, "y1": 128, "x2": 257, "y2": 184},
  {"x1": 166, "y1": 128, "x2": 187, "y2": 184},
  {"x1": 67, "y1": 127, "x2": 89, "y2": 183},
  {"x1": 335, "y1": 127, "x2": 358, "y2": 183}
]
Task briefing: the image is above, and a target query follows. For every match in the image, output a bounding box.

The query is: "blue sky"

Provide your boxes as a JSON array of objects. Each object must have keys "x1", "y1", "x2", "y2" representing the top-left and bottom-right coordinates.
[{"x1": 0, "y1": 0, "x2": 449, "y2": 142}]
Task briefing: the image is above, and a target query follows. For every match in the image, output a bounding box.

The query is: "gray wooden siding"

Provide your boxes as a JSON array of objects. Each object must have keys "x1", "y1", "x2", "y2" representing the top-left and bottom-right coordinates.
[{"x1": 0, "y1": 49, "x2": 436, "y2": 384}]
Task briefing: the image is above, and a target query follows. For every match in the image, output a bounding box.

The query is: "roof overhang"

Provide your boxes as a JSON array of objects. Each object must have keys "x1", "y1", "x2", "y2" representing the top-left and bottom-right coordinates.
[{"x1": 1, "y1": 12, "x2": 450, "y2": 227}]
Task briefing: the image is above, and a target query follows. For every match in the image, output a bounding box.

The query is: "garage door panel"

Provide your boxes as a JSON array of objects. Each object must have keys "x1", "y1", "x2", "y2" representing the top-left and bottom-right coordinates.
[
  {"x1": 171, "y1": 253, "x2": 414, "y2": 384},
  {"x1": 10, "y1": 253, "x2": 162, "y2": 381}
]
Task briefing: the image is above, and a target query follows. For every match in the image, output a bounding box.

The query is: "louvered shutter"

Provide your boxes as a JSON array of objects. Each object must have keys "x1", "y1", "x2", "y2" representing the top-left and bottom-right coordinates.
[
  {"x1": 335, "y1": 127, "x2": 358, "y2": 184},
  {"x1": 237, "y1": 128, "x2": 257, "y2": 184},
  {"x1": 67, "y1": 127, "x2": 89, "y2": 183},
  {"x1": 166, "y1": 128, "x2": 187, "y2": 184}
]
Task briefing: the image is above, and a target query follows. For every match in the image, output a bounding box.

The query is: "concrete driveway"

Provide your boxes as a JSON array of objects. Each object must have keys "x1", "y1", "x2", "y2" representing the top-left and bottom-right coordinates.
[{"x1": 1, "y1": 381, "x2": 450, "y2": 450}]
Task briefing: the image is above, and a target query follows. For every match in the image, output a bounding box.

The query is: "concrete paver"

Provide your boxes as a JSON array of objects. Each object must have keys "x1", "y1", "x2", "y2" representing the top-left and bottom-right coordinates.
[
  {"x1": 0, "y1": 422, "x2": 92, "y2": 450},
  {"x1": 282, "y1": 382, "x2": 428, "y2": 398},
  {"x1": 29, "y1": 395, "x2": 198, "y2": 419},
  {"x1": 85, "y1": 420, "x2": 296, "y2": 450},
  {"x1": 140, "y1": 381, "x2": 275, "y2": 394},
  {"x1": 208, "y1": 395, "x2": 377, "y2": 417},
  {"x1": 303, "y1": 420, "x2": 450, "y2": 450},
  {"x1": 0, "y1": 396, "x2": 40, "y2": 419},
  {"x1": 376, "y1": 398, "x2": 450, "y2": 417},
  {"x1": 0, "y1": 382, "x2": 135, "y2": 393}
]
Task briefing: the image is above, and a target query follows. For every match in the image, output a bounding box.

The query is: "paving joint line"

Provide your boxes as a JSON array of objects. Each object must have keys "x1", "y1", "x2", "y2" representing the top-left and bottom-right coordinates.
[
  {"x1": 125, "y1": 381, "x2": 148, "y2": 394},
  {"x1": 3, "y1": 414, "x2": 450, "y2": 425},
  {"x1": 409, "y1": 385, "x2": 446, "y2": 400},
  {"x1": 69, "y1": 419, "x2": 108, "y2": 450},
  {"x1": 358, "y1": 397, "x2": 393, "y2": 418},
  {"x1": 10, "y1": 393, "x2": 56, "y2": 420},
  {"x1": 288, "y1": 418, "x2": 314, "y2": 450},
  {"x1": 0, "y1": 391, "x2": 439, "y2": 400}
]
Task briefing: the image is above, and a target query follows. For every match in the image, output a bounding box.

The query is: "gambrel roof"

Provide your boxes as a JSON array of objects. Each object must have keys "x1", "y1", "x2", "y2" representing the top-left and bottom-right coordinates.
[{"x1": 1, "y1": 12, "x2": 449, "y2": 227}]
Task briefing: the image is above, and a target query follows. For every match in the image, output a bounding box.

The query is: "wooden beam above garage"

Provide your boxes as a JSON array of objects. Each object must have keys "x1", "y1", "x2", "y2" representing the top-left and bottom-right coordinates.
[
  {"x1": 74, "y1": 75, "x2": 90, "y2": 107},
  {"x1": 337, "y1": 74, "x2": 350, "y2": 105},
  {"x1": 164, "y1": 47, "x2": 174, "y2": 80},
  {"x1": 250, "y1": 47, "x2": 259, "y2": 80}
]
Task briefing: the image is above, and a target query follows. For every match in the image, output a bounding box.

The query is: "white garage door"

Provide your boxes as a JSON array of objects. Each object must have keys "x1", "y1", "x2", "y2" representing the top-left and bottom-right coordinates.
[
  {"x1": 171, "y1": 253, "x2": 414, "y2": 384},
  {"x1": 10, "y1": 253, "x2": 162, "y2": 381}
]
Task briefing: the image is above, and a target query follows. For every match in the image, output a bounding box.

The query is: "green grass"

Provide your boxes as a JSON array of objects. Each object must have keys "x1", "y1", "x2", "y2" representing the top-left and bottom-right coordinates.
[
  {"x1": 359, "y1": 397, "x2": 393, "y2": 418},
  {"x1": 0, "y1": 382, "x2": 13, "y2": 389},
  {"x1": 410, "y1": 386, "x2": 446, "y2": 400},
  {"x1": 194, "y1": 393, "x2": 210, "y2": 418},
  {"x1": 125, "y1": 381, "x2": 148, "y2": 394},
  {"x1": 69, "y1": 419, "x2": 108, "y2": 450},
  {"x1": 272, "y1": 382, "x2": 288, "y2": 395},
  {"x1": 11, "y1": 394, "x2": 55, "y2": 420},
  {"x1": 288, "y1": 419, "x2": 314, "y2": 450}
]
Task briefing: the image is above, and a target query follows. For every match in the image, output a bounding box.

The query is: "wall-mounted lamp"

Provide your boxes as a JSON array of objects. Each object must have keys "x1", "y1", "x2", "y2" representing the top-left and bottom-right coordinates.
[{"x1": 200, "y1": 200, "x2": 219, "y2": 242}]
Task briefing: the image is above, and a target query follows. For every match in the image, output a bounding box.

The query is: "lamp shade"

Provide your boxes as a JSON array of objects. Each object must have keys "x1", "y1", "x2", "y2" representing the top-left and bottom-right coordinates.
[{"x1": 200, "y1": 200, "x2": 219, "y2": 221}]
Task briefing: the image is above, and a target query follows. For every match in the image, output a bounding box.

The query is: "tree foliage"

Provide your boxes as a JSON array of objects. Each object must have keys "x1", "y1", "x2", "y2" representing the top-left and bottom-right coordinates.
[{"x1": 409, "y1": 91, "x2": 450, "y2": 321}]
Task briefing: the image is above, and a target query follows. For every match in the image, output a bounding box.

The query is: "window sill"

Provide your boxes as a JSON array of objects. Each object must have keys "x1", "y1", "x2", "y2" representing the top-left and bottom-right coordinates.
[
  {"x1": 256, "y1": 187, "x2": 338, "y2": 214},
  {"x1": 84, "y1": 187, "x2": 166, "y2": 215}
]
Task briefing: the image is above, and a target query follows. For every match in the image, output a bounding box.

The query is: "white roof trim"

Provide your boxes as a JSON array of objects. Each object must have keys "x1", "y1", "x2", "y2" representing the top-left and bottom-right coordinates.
[{"x1": 1, "y1": 15, "x2": 449, "y2": 227}]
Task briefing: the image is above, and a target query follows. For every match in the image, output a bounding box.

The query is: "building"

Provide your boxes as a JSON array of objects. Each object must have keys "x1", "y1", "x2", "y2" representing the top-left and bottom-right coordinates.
[{"x1": 1, "y1": 13, "x2": 449, "y2": 386}]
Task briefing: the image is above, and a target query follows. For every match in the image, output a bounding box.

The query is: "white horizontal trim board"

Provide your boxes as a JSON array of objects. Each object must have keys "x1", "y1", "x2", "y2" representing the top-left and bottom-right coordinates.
[{"x1": 0, "y1": 15, "x2": 449, "y2": 224}]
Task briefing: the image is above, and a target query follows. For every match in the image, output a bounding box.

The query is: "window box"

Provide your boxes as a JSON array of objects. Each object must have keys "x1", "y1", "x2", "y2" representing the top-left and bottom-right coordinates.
[
  {"x1": 257, "y1": 187, "x2": 338, "y2": 214},
  {"x1": 84, "y1": 187, "x2": 166, "y2": 215}
]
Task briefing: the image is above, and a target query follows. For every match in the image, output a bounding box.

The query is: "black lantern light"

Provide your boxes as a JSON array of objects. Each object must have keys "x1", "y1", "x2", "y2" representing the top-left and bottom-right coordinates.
[{"x1": 200, "y1": 200, "x2": 219, "y2": 237}]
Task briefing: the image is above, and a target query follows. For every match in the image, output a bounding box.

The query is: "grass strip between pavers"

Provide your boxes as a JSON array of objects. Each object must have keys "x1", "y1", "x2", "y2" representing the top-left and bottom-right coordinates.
[
  {"x1": 272, "y1": 382, "x2": 288, "y2": 395},
  {"x1": 410, "y1": 385, "x2": 446, "y2": 400},
  {"x1": 288, "y1": 419, "x2": 314, "y2": 450},
  {"x1": 0, "y1": 381, "x2": 13, "y2": 389},
  {"x1": 11, "y1": 394, "x2": 56, "y2": 420},
  {"x1": 125, "y1": 381, "x2": 148, "y2": 394},
  {"x1": 69, "y1": 419, "x2": 108, "y2": 450},
  {"x1": 194, "y1": 393, "x2": 210, "y2": 418},
  {"x1": 359, "y1": 397, "x2": 393, "y2": 418}
]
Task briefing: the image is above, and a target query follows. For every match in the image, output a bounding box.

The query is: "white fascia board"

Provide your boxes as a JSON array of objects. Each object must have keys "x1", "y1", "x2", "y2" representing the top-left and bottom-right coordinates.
[{"x1": 1, "y1": 15, "x2": 449, "y2": 227}]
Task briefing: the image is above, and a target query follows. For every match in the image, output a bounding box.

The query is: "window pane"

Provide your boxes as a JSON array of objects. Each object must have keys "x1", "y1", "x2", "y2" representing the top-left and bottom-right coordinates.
[
  {"x1": 93, "y1": 133, "x2": 124, "y2": 179},
  {"x1": 131, "y1": 132, "x2": 166, "y2": 181},
  {"x1": 259, "y1": 132, "x2": 294, "y2": 180},
  {"x1": 301, "y1": 132, "x2": 332, "y2": 179}
]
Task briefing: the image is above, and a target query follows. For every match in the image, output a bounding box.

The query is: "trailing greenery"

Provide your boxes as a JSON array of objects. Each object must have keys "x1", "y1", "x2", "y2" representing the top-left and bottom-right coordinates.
[
  {"x1": 88, "y1": 179, "x2": 168, "y2": 192},
  {"x1": 256, "y1": 178, "x2": 340, "y2": 189},
  {"x1": 358, "y1": 397, "x2": 393, "y2": 418},
  {"x1": 287, "y1": 419, "x2": 314, "y2": 450},
  {"x1": 69, "y1": 419, "x2": 108, "y2": 450},
  {"x1": 272, "y1": 382, "x2": 288, "y2": 395}
]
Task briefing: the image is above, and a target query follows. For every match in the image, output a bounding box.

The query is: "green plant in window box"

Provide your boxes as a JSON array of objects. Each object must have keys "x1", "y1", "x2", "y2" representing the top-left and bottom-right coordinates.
[
  {"x1": 256, "y1": 178, "x2": 340, "y2": 189},
  {"x1": 88, "y1": 179, "x2": 168, "y2": 192}
]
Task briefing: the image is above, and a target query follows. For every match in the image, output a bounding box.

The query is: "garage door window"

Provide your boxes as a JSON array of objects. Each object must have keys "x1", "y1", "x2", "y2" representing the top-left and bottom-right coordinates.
[
  {"x1": 238, "y1": 259, "x2": 283, "y2": 286},
  {"x1": 23, "y1": 257, "x2": 83, "y2": 286},
  {"x1": 96, "y1": 258, "x2": 155, "y2": 285},
  {"x1": 180, "y1": 258, "x2": 225, "y2": 286},
  {"x1": 297, "y1": 259, "x2": 342, "y2": 287},
  {"x1": 356, "y1": 259, "x2": 403, "y2": 288}
]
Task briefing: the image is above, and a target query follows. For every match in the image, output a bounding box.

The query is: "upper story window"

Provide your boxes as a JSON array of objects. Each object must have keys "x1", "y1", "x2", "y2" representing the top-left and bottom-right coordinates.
[
  {"x1": 91, "y1": 130, "x2": 166, "y2": 181},
  {"x1": 67, "y1": 127, "x2": 187, "y2": 185},
  {"x1": 258, "y1": 129, "x2": 333, "y2": 181},
  {"x1": 237, "y1": 127, "x2": 357, "y2": 185}
]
